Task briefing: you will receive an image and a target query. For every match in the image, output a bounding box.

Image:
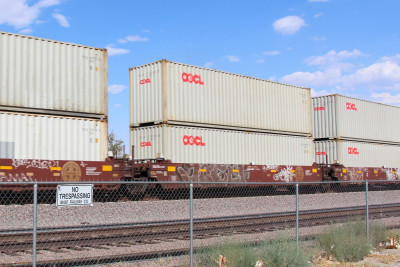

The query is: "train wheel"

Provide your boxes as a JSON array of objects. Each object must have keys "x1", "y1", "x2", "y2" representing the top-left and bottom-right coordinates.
[
  {"x1": 319, "y1": 177, "x2": 331, "y2": 193},
  {"x1": 122, "y1": 178, "x2": 148, "y2": 200}
]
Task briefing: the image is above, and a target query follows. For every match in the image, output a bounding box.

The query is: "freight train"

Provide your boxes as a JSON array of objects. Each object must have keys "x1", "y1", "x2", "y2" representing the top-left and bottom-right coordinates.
[
  {"x1": 1, "y1": 146, "x2": 399, "y2": 198},
  {"x1": 0, "y1": 31, "x2": 399, "y2": 198}
]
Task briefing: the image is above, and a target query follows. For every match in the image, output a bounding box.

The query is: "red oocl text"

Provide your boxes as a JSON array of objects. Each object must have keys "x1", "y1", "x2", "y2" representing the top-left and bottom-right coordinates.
[
  {"x1": 140, "y1": 141, "x2": 152, "y2": 147},
  {"x1": 183, "y1": 135, "x2": 205, "y2": 146},
  {"x1": 346, "y1": 102, "x2": 357, "y2": 111},
  {"x1": 140, "y1": 78, "x2": 151, "y2": 84},
  {"x1": 182, "y1": 72, "x2": 204, "y2": 85},
  {"x1": 348, "y1": 147, "x2": 359, "y2": 155}
]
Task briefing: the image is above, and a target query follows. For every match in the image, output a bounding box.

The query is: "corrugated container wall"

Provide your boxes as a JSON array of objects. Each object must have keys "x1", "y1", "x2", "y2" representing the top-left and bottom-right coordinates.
[
  {"x1": 130, "y1": 60, "x2": 312, "y2": 136},
  {"x1": 313, "y1": 94, "x2": 400, "y2": 144},
  {"x1": 0, "y1": 112, "x2": 107, "y2": 161},
  {"x1": 0, "y1": 31, "x2": 108, "y2": 117},
  {"x1": 314, "y1": 140, "x2": 400, "y2": 168},
  {"x1": 131, "y1": 125, "x2": 314, "y2": 166}
]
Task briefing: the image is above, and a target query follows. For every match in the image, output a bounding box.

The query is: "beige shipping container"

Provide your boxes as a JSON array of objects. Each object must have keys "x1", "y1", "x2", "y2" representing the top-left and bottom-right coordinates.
[
  {"x1": 131, "y1": 125, "x2": 314, "y2": 165},
  {"x1": 130, "y1": 60, "x2": 312, "y2": 136},
  {"x1": 0, "y1": 112, "x2": 107, "y2": 161},
  {"x1": 0, "y1": 31, "x2": 107, "y2": 118},
  {"x1": 313, "y1": 94, "x2": 400, "y2": 144},
  {"x1": 314, "y1": 140, "x2": 400, "y2": 168}
]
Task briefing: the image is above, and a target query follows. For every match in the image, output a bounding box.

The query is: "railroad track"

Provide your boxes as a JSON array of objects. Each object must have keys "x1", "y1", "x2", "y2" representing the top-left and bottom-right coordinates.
[{"x1": 1, "y1": 203, "x2": 400, "y2": 266}]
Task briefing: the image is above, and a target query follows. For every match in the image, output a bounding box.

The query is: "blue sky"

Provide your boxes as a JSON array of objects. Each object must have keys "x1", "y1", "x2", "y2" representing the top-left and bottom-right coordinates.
[{"x1": 1, "y1": 0, "x2": 400, "y2": 148}]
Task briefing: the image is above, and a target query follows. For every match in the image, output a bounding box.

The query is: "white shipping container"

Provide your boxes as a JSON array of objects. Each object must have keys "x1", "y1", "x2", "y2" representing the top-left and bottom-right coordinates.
[
  {"x1": 313, "y1": 94, "x2": 400, "y2": 144},
  {"x1": 0, "y1": 112, "x2": 107, "y2": 161},
  {"x1": 314, "y1": 140, "x2": 400, "y2": 168},
  {"x1": 0, "y1": 31, "x2": 107, "y2": 117},
  {"x1": 130, "y1": 60, "x2": 312, "y2": 135},
  {"x1": 131, "y1": 125, "x2": 314, "y2": 165}
]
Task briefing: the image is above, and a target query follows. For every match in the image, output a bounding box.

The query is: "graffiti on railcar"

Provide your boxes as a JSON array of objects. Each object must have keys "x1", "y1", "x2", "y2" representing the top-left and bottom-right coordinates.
[
  {"x1": 262, "y1": 165, "x2": 279, "y2": 171},
  {"x1": 176, "y1": 163, "x2": 250, "y2": 182},
  {"x1": 0, "y1": 173, "x2": 34, "y2": 182},
  {"x1": 12, "y1": 159, "x2": 60, "y2": 169},
  {"x1": 272, "y1": 166, "x2": 294, "y2": 182},
  {"x1": 385, "y1": 168, "x2": 400, "y2": 180},
  {"x1": 346, "y1": 167, "x2": 369, "y2": 181}
]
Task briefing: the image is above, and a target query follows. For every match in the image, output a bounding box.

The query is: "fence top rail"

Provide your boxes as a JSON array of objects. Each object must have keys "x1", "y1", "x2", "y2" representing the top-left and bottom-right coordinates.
[{"x1": 1, "y1": 180, "x2": 399, "y2": 186}]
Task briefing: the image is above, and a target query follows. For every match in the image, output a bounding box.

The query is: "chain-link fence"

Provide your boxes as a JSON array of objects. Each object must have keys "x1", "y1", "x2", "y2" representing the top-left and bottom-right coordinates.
[{"x1": 1, "y1": 180, "x2": 400, "y2": 266}]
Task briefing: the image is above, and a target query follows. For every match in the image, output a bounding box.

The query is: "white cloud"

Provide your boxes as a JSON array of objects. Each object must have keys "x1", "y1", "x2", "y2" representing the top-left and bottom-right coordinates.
[
  {"x1": 113, "y1": 103, "x2": 123, "y2": 108},
  {"x1": 312, "y1": 36, "x2": 326, "y2": 41},
  {"x1": 314, "y1": 13, "x2": 323, "y2": 18},
  {"x1": 342, "y1": 61, "x2": 400, "y2": 89},
  {"x1": 380, "y1": 54, "x2": 400, "y2": 64},
  {"x1": 106, "y1": 46, "x2": 130, "y2": 56},
  {"x1": 371, "y1": 92, "x2": 400, "y2": 106},
  {"x1": 257, "y1": 59, "x2": 266, "y2": 63},
  {"x1": 263, "y1": 50, "x2": 280, "y2": 56},
  {"x1": 281, "y1": 50, "x2": 364, "y2": 87},
  {"x1": 281, "y1": 69, "x2": 342, "y2": 87},
  {"x1": 280, "y1": 51, "x2": 400, "y2": 94},
  {"x1": 305, "y1": 49, "x2": 362, "y2": 67},
  {"x1": 52, "y1": 13, "x2": 69, "y2": 27},
  {"x1": 205, "y1": 62, "x2": 214, "y2": 68},
  {"x1": 311, "y1": 88, "x2": 331, "y2": 97},
  {"x1": 36, "y1": 0, "x2": 61, "y2": 7},
  {"x1": 0, "y1": 0, "x2": 61, "y2": 28},
  {"x1": 118, "y1": 35, "x2": 149, "y2": 44},
  {"x1": 226, "y1": 55, "x2": 240, "y2": 63},
  {"x1": 19, "y1": 28, "x2": 33, "y2": 34},
  {"x1": 273, "y1": 16, "x2": 306, "y2": 35},
  {"x1": 108, "y1": 84, "x2": 126, "y2": 94}
]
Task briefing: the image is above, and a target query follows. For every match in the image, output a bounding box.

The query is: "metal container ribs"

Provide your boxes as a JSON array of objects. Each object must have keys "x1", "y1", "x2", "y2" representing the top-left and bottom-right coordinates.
[
  {"x1": 130, "y1": 60, "x2": 312, "y2": 136},
  {"x1": 314, "y1": 140, "x2": 400, "y2": 168},
  {"x1": 0, "y1": 31, "x2": 108, "y2": 118},
  {"x1": 0, "y1": 111, "x2": 108, "y2": 161},
  {"x1": 313, "y1": 94, "x2": 400, "y2": 144},
  {"x1": 131, "y1": 124, "x2": 314, "y2": 166}
]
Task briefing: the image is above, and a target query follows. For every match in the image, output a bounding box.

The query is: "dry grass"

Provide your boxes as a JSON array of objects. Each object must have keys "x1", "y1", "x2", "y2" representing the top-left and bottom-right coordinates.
[
  {"x1": 364, "y1": 252, "x2": 399, "y2": 265},
  {"x1": 312, "y1": 249, "x2": 400, "y2": 267}
]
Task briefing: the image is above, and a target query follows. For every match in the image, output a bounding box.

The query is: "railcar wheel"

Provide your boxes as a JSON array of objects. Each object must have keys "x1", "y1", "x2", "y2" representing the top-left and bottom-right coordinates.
[
  {"x1": 122, "y1": 177, "x2": 148, "y2": 201},
  {"x1": 319, "y1": 177, "x2": 331, "y2": 193}
]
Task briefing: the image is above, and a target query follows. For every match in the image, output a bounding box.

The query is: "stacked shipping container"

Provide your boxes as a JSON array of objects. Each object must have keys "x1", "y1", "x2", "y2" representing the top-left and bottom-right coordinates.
[
  {"x1": 0, "y1": 31, "x2": 108, "y2": 161},
  {"x1": 130, "y1": 60, "x2": 314, "y2": 166},
  {"x1": 131, "y1": 125, "x2": 313, "y2": 165},
  {"x1": 312, "y1": 94, "x2": 400, "y2": 168}
]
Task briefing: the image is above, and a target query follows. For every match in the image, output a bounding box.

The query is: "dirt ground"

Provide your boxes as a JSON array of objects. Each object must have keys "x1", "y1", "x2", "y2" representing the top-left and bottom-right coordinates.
[
  {"x1": 313, "y1": 247, "x2": 400, "y2": 267},
  {"x1": 100, "y1": 244, "x2": 400, "y2": 266}
]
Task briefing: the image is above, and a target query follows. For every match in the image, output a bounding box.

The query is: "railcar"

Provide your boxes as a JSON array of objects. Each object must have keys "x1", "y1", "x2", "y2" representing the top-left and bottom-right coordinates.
[{"x1": 1, "y1": 150, "x2": 399, "y2": 199}]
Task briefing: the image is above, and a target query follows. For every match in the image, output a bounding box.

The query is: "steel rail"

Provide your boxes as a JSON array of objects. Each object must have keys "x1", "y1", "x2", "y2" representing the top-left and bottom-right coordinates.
[{"x1": 1, "y1": 203, "x2": 399, "y2": 256}]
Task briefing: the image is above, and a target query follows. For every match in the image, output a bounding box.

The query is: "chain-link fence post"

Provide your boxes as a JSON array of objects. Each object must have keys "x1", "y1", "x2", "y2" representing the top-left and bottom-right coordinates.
[
  {"x1": 296, "y1": 183, "x2": 299, "y2": 255},
  {"x1": 32, "y1": 182, "x2": 38, "y2": 267},
  {"x1": 366, "y1": 181, "x2": 369, "y2": 240},
  {"x1": 190, "y1": 183, "x2": 194, "y2": 267}
]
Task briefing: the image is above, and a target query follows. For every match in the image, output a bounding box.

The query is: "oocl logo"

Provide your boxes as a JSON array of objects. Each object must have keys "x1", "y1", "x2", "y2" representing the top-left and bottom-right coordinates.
[
  {"x1": 348, "y1": 147, "x2": 359, "y2": 155},
  {"x1": 183, "y1": 135, "x2": 205, "y2": 146},
  {"x1": 140, "y1": 141, "x2": 152, "y2": 147},
  {"x1": 346, "y1": 102, "x2": 357, "y2": 111},
  {"x1": 316, "y1": 151, "x2": 327, "y2": 155},
  {"x1": 314, "y1": 107, "x2": 325, "y2": 111},
  {"x1": 140, "y1": 78, "x2": 151, "y2": 85},
  {"x1": 182, "y1": 72, "x2": 204, "y2": 85}
]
